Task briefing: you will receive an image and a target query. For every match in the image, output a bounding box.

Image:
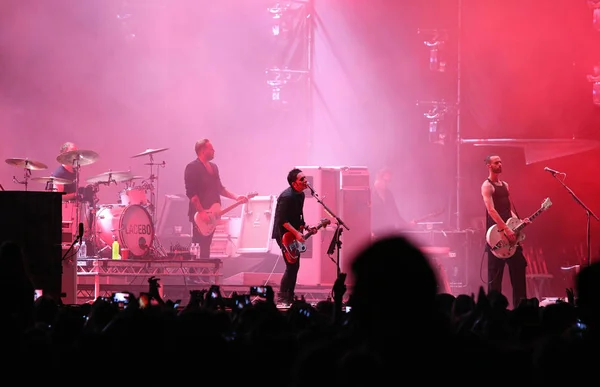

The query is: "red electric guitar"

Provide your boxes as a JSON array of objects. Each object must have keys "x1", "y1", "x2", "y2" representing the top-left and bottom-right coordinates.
[{"x1": 281, "y1": 218, "x2": 331, "y2": 264}]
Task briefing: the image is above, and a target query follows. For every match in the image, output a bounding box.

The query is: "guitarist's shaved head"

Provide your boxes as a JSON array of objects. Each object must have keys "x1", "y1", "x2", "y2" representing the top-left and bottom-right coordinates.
[{"x1": 484, "y1": 154, "x2": 499, "y2": 165}]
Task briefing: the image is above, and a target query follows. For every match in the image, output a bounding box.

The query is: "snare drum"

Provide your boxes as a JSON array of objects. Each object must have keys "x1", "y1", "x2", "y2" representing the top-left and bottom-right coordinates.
[
  {"x1": 119, "y1": 187, "x2": 148, "y2": 206},
  {"x1": 96, "y1": 204, "x2": 154, "y2": 257}
]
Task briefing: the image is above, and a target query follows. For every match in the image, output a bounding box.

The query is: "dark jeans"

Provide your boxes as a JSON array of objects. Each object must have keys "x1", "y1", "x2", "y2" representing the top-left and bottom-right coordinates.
[
  {"x1": 191, "y1": 222, "x2": 214, "y2": 259},
  {"x1": 278, "y1": 240, "x2": 300, "y2": 302},
  {"x1": 488, "y1": 245, "x2": 528, "y2": 308}
]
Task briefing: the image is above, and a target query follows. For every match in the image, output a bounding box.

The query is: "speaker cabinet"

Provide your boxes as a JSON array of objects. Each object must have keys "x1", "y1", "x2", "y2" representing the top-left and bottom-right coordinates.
[
  {"x1": 403, "y1": 229, "x2": 480, "y2": 294},
  {"x1": 237, "y1": 195, "x2": 276, "y2": 253},
  {"x1": 156, "y1": 194, "x2": 190, "y2": 238},
  {"x1": 338, "y1": 188, "x2": 372, "y2": 284},
  {"x1": 0, "y1": 191, "x2": 63, "y2": 301},
  {"x1": 61, "y1": 244, "x2": 77, "y2": 304},
  {"x1": 294, "y1": 166, "x2": 340, "y2": 286}
]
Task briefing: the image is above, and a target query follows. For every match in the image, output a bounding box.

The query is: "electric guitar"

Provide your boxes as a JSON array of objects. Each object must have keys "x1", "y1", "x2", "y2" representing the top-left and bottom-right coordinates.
[
  {"x1": 194, "y1": 192, "x2": 258, "y2": 236},
  {"x1": 486, "y1": 197, "x2": 552, "y2": 259},
  {"x1": 282, "y1": 218, "x2": 331, "y2": 264}
]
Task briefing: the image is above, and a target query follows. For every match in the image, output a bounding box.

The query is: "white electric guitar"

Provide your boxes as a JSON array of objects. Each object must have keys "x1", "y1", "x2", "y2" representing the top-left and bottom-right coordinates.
[
  {"x1": 486, "y1": 197, "x2": 552, "y2": 259},
  {"x1": 194, "y1": 192, "x2": 258, "y2": 236}
]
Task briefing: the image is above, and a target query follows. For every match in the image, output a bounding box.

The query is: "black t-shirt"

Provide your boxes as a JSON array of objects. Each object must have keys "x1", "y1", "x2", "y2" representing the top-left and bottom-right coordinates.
[
  {"x1": 51, "y1": 165, "x2": 76, "y2": 194},
  {"x1": 272, "y1": 186, "x2": 305, "y2": 242},
  {"x1": 184, "y1": 159, "x2": 225, "y2": 221}
]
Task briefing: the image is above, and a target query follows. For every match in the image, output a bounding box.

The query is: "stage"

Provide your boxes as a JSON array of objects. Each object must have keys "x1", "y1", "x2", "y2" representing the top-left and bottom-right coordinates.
[{"x1": 75, "y1": 256, "x2": 337, "y2": 304}]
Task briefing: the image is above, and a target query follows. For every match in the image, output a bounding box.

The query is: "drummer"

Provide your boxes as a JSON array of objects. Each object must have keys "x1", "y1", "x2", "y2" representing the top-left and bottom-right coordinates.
[{"x1": 51, "y1": 142, "x2": 78, "y2": 201}]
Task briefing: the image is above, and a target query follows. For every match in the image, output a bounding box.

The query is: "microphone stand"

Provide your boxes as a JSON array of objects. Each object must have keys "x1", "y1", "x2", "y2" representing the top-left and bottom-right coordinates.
[
  {"x1": 550, "y1": 172, "x2": 599, "y2": 268},
  {"x1": 62, "y1": 226, "x2": 83, "y2": 262},
  {"x1": 307, "y1": 184, "x2": 349, "y2": 276}
]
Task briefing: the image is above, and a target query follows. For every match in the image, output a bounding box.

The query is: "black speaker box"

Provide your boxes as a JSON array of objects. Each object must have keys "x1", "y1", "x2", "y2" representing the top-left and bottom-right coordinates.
[{"x1": 0, "y1": 191, "x2": 63, "y2": 301}]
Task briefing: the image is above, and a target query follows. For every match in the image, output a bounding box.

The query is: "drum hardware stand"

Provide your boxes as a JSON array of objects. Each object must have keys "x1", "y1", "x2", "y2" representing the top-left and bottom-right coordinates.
[
  {"x1": 12, "y1": 166, "x2": 32, "y2": 191},
  {"x1": 86, "y1": 183, "x2": 103, "y2": 257},
  {"x1": 71, "y1": 158, "x2": 85, "y2": 253},
  {"x1": 143, "y1": 153, "x2": 167, "y2": 258}
]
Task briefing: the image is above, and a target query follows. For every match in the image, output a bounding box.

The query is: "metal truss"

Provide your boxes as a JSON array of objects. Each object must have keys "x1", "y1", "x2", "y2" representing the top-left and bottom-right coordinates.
[
  {"x1": 76, "y1": 282, "x2": 342, "y2": 305},
  {"x1": 77, "y1": 258, "x2": 223, "y2": 300},
  {"x1": 78, "y1": 258, "x2": 222, "y2": 276}
]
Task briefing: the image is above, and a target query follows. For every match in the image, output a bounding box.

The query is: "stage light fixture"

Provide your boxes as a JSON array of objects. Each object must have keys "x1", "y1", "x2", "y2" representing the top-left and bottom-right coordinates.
[
  {"x1": 588, "y1": 0, "x2": 600, "y2": 31},
  {"x1": 268, "y1": 3, "x2": 290, "y2": 36},
  {"x1": 586, "y1": 65, "x2": 600, "y2": 106},
  {"x1": 418, "y1": 100, "x2": 450, "y2": 145},
  {"x1": 418, "y1": 29, "x2": 448, "y2": 72}
]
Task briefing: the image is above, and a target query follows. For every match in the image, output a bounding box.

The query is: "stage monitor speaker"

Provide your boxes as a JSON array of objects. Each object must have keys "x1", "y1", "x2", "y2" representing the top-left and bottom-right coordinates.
[
  {"x1": 294, "y1": 166, "x2": 340, "y2": 286},
  {"x1": 237, "y1": 195, "x2": 276, "y2": 254},
  {"x1": 338, "y1": 188, "x2": 372, "y2": 285}
]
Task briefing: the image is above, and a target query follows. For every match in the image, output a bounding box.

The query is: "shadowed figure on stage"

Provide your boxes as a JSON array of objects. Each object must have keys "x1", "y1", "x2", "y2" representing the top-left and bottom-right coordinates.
[{"x1": 371, "y1": 167, "x2": 414, "y2": 239}]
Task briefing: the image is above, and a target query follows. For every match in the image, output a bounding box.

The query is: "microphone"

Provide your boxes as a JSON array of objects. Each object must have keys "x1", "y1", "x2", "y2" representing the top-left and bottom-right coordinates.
[
  {"x1": 78, "y1": 222, "x2": 84, "y2": 241},
  {"x1": 544, "y1": 167, "x2": 562, "y2": 175},
  {"x1": 305, "y1": 181, "x2": 316, "y2": 195}
]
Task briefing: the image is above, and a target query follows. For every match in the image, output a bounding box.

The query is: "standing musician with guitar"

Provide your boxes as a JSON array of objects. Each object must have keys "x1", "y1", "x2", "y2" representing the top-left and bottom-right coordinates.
[
  {"x1": 271, "y1": 168, "x2": 318, "y2": 305},
  {"x1": 184, "y1": 139, "x2": 248, "y2": 259},
  {"x1": 481, "y1": 154, "x2": 530, "y2": 308}
]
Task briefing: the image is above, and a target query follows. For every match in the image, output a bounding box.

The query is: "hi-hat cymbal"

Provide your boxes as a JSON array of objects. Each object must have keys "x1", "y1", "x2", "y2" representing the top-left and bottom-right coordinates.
[
  {"x1": 5, "y1": 158, "x2": 48, "y2": 170},
  {"x1": 56, "y1": 149, "x2": 99, "y2": 166},
  {"x1": 131, "y1": 147, "x2": 169, "y2": 158},
  {"x1": 31, "y1": 176, "x2": 73, "y2": 185},
  {"x1": 86, "y1": 170, "x2": 134, "y2": 184}
]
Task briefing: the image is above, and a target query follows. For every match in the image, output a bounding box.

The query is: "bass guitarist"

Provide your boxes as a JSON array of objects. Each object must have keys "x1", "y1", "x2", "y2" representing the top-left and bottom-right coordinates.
[
  {"x1": 272, "y1": 168, "x2": 316, "y2": 305},
  {"x1": 184, "y1": 139, "x2": 248, "y2": 259},
  {"x1": 481, "y1": 154, "x2": 529, "y2": 308}
]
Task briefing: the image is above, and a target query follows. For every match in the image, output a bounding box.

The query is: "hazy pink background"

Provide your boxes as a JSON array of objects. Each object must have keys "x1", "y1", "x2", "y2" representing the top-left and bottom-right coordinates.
[{"x1": 2, "y1": 0, "x2": 600, "y2": 290}]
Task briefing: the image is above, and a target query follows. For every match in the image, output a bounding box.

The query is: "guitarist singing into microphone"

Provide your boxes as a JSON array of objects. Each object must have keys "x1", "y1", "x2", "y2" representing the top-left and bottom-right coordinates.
[
  {"x1": 271, "y1": 168, "x2": 317, "y2": 305},
  {"x1": 481, "y1": 155, "x2": 530, "y2": 309},
  {"x1": 184, "y1": 139, "x2": 248, "y2": 259}
]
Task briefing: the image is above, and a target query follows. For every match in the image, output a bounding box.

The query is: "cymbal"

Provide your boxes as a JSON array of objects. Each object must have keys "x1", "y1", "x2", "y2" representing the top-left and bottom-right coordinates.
[
  {"x1": 123, "y1": 175, "x2": 144, "y2": 181},
  {"x1": 5, "y1": 158, "x2": 48, "y2": 170},
  {"x1": 86, "y1": 170, "x2": 134, "y2": 184},
  {"x1": 131, "y1": 147, "x2": 169, "y2": 158},
  {"x1": 31, "y1": 176, "x2": 73, "y2": 185},
  {"x1": 56, "y1": 149, "x2": 99, "y2": 166}
]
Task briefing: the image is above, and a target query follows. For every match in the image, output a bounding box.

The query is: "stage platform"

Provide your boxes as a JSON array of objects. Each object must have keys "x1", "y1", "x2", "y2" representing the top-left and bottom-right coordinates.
[{"x1": 76, "y1": 257, "x2": 336, "y2": 304}]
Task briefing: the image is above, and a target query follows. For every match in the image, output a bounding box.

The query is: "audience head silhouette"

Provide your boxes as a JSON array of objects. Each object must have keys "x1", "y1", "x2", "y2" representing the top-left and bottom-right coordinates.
[
  {"x1": 350, "y1": 234, "x2": 438, "y2": 335},
  {"x1": 576, "y1": 260, "x2": 600, "y2": 330}
]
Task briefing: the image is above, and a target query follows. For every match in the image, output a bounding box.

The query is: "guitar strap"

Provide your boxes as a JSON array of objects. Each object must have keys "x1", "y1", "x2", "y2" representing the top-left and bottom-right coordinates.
[{"x1": 505, "y1": 182, "x2": 521, "y2": 219}]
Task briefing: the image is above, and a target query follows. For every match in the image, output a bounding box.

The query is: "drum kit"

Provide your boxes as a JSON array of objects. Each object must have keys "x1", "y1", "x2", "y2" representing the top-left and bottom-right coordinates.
[{"x1": 4, "y1": 147, "x2": 170, "y2": 259}]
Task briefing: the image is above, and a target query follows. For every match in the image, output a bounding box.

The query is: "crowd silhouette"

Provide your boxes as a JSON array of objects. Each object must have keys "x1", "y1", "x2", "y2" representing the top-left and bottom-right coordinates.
[{"x1": 0, "y1": 235, "x2": 597, "y2": 384}]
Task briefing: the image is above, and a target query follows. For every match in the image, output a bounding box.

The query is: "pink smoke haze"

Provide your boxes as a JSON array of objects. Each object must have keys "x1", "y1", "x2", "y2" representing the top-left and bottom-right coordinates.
[{"x1": 1, "y1": 0, "x2": 600, "y2": 288}]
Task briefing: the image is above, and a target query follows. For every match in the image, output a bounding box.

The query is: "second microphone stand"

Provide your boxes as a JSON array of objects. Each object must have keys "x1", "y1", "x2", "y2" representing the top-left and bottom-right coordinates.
[
  {"x1": 550, "y1": 171, "x2": 599, "y2": 268},
  {"x1": 306, "y1": 184, "x2": 350, "y2": 276}
]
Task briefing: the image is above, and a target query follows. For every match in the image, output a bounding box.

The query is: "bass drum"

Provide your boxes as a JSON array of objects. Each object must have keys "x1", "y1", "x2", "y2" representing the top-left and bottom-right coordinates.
[{"x1": 96, "y1": 204, "x2": 154, "y2": 257}]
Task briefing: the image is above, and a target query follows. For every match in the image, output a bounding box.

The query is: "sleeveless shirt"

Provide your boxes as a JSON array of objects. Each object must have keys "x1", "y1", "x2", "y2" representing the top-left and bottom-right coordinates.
[{"x1": 485, "y1": 179, "x2": 512, "y2": 229}]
